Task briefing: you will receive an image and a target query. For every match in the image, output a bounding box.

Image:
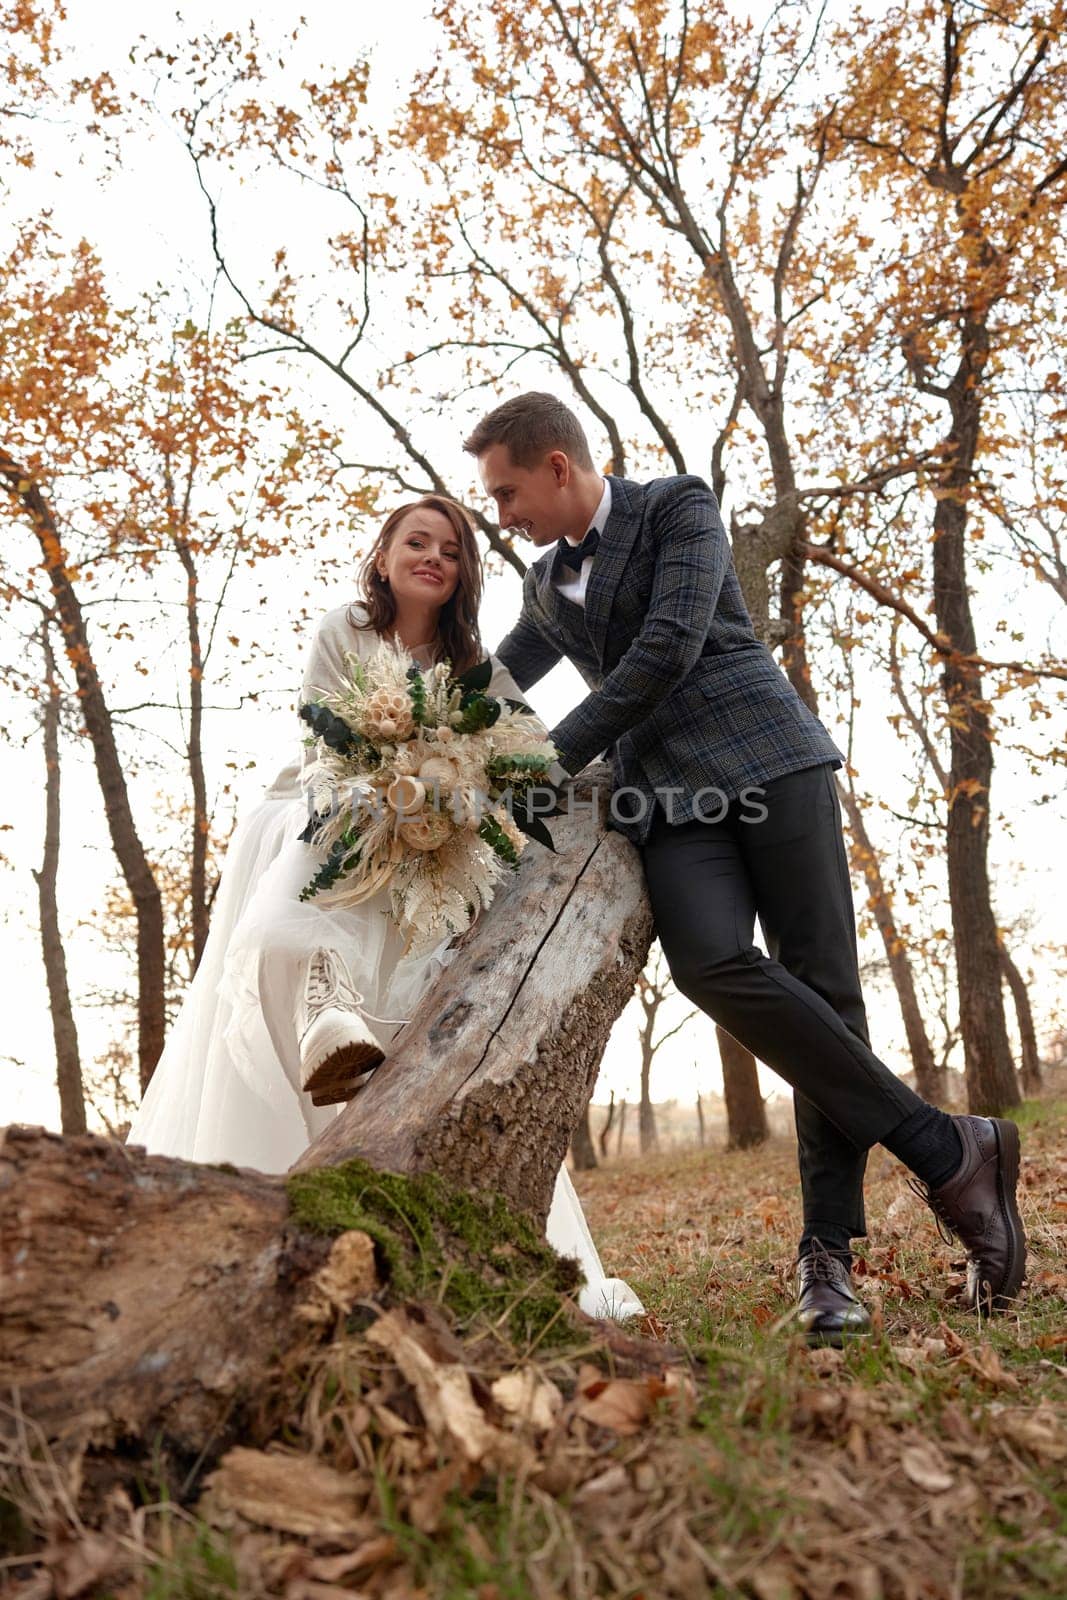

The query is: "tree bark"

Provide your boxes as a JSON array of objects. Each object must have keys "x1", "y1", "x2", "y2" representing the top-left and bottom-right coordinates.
[
  {"x1": 292, "y1": 766, "x2": 654, "y2": 1226},
  {"x1": 638, "y1": 1035, "x2": 658, "y2": 1156},
  {"x1": 999, "y1": 945, "x2": 1042, "y2": 1098},
  {"x1": 1, "y1": 450, "x2": 165, "y2": 1089},
  {"x1": 780, "y1": 559, "x2": 944, "y2": 1105},
  {"x1": 837, "y1": 780, "x2": 945, "y2": 1104},
  {"x1": 570, "y1": 1103, "x2": 598, "y2": 1171},
  {"x1": 175, "y1": 536, "x2": 210, "y2": 973},
  {"x1": 0, "y1": 1123, "x2": 681, "y2": 1481},
  {"x1": 598, "y1": 1091, "x2": 616, "y2": 1161},
  {"x1": 0, "y1": 1124, "x2": 332, "y2": 1461},
  {"x1": 717, "y1": 1026, "x2": 769, "y2": 1149},
  {"x1": 930, "y1": 332, "x2": 1018, "y2": 1114},
  {"x1": 30, "y1": 624, "x2": 86, "y2": 1135},
  {"x1": 1, "y1": 779, "x2": 658, "y2": 1460},
  {"x1": 615, "y1": 1100, "x2": 628, "y2": 1157}
]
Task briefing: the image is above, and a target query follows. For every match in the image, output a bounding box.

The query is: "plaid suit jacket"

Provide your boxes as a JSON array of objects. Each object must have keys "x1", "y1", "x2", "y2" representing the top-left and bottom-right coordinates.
[{"x1": 495, "y1": 473, "x2": 842, "y2": 844}]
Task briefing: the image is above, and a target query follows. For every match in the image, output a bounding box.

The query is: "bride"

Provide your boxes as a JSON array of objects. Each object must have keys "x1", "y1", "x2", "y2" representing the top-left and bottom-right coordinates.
[{"x1": 128, "y1": 492, "x2": 644, "y2": 1321}]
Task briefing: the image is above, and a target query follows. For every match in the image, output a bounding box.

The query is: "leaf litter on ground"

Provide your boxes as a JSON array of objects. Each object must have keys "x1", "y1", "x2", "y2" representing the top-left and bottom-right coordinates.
[{"x1": 2, "y1": 1086, "x2": 1066, "y2": 1599}]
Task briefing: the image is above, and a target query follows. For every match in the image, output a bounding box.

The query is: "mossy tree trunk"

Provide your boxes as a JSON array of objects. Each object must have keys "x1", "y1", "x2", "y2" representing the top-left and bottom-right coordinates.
[
  {"x1": 293, "y1": 766, "x2": 653, "y2": 1225},
  {"x1": 0, "y1": 1125, "x2": 583, "y2": 1478}
]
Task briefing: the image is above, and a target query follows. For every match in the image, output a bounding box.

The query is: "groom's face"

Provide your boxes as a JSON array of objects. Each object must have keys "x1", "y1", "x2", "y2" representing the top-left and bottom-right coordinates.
[{"x1": 478, "y1": 443, "x2": 577, "y2": 547}]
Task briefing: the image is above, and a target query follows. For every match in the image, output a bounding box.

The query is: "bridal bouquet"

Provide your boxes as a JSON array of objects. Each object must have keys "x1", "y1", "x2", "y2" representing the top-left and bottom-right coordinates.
[{"x1": 297, "y1": 641, "x2": 557, "y2": 951}]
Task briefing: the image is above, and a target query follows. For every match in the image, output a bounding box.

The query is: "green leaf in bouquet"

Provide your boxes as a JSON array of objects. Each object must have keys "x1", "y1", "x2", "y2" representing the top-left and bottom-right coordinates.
[
  {"x1": 298, "y1": 829, "x2": 363, "y2": 900},
  {"x1": 299, "y1": 701, "x2": 364, "y2": 756},
  {"x1": 508, "y1": 798, "x2": 557, "y2": 854},
  {"x1": 455, "y1": 694, "x2": 502, "y2": 734},
  {"x1": 487, "y1": 752, "x2": 550, "y2": 780},
  {"x1": 406, "y1": 664, "x2": 428, "y2": 725},
  {"x1": 478, "y1": 813, "x2": 521, "y2": 867}
]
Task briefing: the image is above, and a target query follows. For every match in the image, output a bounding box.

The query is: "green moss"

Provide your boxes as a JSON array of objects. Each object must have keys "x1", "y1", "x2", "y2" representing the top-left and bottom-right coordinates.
[{"x1": 286, "y1": 1158, "x2": 579, "y2": 1348}]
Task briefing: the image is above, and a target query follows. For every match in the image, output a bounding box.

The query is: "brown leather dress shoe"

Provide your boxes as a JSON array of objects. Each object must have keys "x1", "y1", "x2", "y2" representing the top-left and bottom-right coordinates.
[
  {"x1": 795, "y1": 1244, "x2": 872, "y2": 1347},
  {"x1": 914, "y1": 1115, "x2": 1026, "y2": 1313}
]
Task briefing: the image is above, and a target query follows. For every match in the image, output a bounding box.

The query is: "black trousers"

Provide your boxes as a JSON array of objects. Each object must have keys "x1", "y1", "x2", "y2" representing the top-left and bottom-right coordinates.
[{"x1": 641, "y1": 762, "x2": 922, "y2": 1238}]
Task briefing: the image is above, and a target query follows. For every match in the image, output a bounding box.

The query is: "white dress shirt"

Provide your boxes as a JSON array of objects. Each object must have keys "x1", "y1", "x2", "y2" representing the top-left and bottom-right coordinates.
[{"x1": 552, "y1": 477, "x2": 611, "y2": 610}]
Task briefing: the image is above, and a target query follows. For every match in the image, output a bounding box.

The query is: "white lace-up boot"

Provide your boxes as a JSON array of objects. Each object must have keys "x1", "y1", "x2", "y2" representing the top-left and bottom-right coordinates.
[{"x1": 299, "y1": 949, "x2": 384, "y2": 1106}]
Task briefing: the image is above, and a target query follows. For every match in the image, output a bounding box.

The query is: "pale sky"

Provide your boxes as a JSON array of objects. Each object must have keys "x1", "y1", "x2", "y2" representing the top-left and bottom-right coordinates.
[{"x1": 2, "y1": 1, "x2": 1064, "y2": 1137}]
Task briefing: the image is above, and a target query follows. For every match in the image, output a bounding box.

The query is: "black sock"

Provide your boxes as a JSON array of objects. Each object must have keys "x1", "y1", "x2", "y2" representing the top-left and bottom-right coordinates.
[
  {"x1": 798, "y1": 1224, "x2": 853, "y2": 1265},
  {"x1": 882, "y1": 1103, "x2": 963, "y2": 1189}
]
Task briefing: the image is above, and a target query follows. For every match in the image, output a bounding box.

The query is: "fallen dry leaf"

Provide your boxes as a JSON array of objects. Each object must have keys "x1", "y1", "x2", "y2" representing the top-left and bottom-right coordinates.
[
  {"x1": 900, "y1": 1439, "x2": 955, "y2": 1493},
  {"x1": 748, "y1": 1558, "x2": 803, "y2": 1600},
  {"x1": 574, "y1": 1362, "x2": 691, "y2": 1436},
  {"x1": 490, "y1": 1366, "x2": 563, "y2": 1432},
  {"x1": 297, "y1": 1230, "x2": 377, "y2": 1324},
  {"x1": 40, "y1": 1532, "x2": 122, "y2": 1599},
  {"x1": 307, "y1": 1535, "x2": 398, "y2": 1582},
  {"x1": 366, "y1": 1308, "x2": 532, "y2": 1469},
  {"x1": 203, "y1": 1446, "x2": 368, "y2": 1538},
  {"x1": 956, "y1": 1342, "x2": 1020, "y2": 1391},
  {"x1": 990, "y1": 1403, "x2": 1067, "y2": 1461},
  {"x1": 575, "y1": 1375, "x2": 654, "y2": 1435}
]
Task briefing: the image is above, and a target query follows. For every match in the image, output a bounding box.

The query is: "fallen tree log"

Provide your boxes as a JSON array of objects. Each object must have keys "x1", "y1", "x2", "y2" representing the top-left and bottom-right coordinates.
[
  {"x1": 0, "y1": 768, "x2": 654, "y2": 1468},
  {"x1": 0, "y1": 1123, "x2": 319, "y2": 1460},
  {"x1": 292, "y1": 764, "x2": 655, "y2": 1224}
]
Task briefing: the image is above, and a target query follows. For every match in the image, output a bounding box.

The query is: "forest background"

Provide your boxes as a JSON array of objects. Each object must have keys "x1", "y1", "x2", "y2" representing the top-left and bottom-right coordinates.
[{"x1": 2, "y1": 0, "x2": 1065, "y2": 1150}]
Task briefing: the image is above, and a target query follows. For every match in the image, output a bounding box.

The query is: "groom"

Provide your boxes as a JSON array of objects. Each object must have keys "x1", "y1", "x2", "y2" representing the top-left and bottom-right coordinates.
[{"x1": 464, "y1": 391, "x2": 1025, "y2": 1342}]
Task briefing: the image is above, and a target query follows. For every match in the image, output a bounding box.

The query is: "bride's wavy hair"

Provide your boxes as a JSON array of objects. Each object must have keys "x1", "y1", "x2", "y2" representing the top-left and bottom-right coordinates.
[{"x1": 352, "y1": 496, "x2": 484, "y2": 674}]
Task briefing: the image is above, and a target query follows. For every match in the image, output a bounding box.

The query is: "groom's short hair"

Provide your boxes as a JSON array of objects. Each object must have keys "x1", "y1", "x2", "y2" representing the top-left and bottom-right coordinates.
[{"x1": 463, "y1": 392, "x2": 594, "y2": 470}]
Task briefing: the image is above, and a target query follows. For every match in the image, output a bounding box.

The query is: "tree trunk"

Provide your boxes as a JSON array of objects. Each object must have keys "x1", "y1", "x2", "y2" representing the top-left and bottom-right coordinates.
[
  {"x1": 717, "y1": 1026, "x2": 769, "y2": 1149},
  {"x1": 292, "y1": 766, "x2": 653, "y2": 1226},
  {"x1": 1, "y1": 451, "x2": 165, "y2": 1089},
  {"x1": 175, "y1": 537, "x2": 210, "y2": 973},
  {"x1": 1, "y1": 778, "x2": 659, "y2": 1463},
  {"x1": 837, "y1": 781, "x2": 945, "y2": 1104},
  {"x1": 780, "y1": 555, "x2": 945, "y2": 1105},
  {"x1": 999, "y1": 945, "x2": 1042, "y2": 1098},
  {"x1": 638, "y1": 1039, "x2": 658, "y2": 1155},
  {"x1": 30, "y1": 624, "x2": 86, "y2": 1135},
  {"x1": 570, "y1": 1103, "x2": 598, "y2": 1171},
  {"x1": 598, "y1": 1091, "x2": 616, "y2": 1161},
  {"x1": 615, "y1": 1100, "x2": 628, "y2": 1157},
  {"x1": 0, "y1": 1124, "x2": 344, "y2": 1471},
  {"x1": 931, "y1": 349, "x2": 1019, "y2": 1114},
  {"x1": 0, "y1": 1124, "x2": 679, "y2": 1482},
  {"x1": 695, "y1": 1094, "x2": 706, "y2": 1148}
]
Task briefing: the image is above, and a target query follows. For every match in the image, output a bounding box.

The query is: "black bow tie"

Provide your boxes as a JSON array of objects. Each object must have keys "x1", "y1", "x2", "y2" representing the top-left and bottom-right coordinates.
[{"x1": 558, "y1": 528, "x2": 600, "y2": 572}]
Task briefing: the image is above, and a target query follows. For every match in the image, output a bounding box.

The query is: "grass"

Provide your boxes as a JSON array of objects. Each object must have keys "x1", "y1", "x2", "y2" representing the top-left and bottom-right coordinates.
[
  {"x1": 2, "y1": 1090, "x2": 1065, "y2": 1599},
  {"x1": 141, "y1": 1525, "x2": 240, "y2": 1600}
]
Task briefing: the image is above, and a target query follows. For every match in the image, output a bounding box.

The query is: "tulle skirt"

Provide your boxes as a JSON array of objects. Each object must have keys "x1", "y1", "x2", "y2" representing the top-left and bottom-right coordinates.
[{"x1": 128, "y1": 789, "x2": 644, "y2": 1322}]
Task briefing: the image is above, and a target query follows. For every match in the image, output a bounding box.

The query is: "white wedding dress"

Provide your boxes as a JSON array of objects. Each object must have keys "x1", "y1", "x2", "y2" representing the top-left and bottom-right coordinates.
[{"x1": 128, "y1": 604, "x2": 644, "y2": 1322}]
